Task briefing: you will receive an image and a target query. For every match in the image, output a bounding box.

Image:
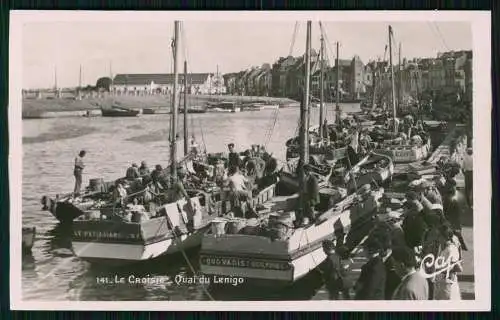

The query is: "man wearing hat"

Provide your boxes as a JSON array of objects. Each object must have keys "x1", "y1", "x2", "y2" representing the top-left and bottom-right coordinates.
[
  {"x1": 461, "y1": 147, "x2": 473, "y2": 208},
  {"x1": 402, "y1": 191, "x2": 428, "y2": 251},
  {"x1": 227, "y1": 143, "x2": 241, "y2": 170},
  {"x1": 442, "y1": 180, "x2": 468, "y2": 250},
  {"x1": 126, "y1": 163, "x2": 140, "y2": 181},
  {"x1": 139, "y1": 161, "x2": 150, "y2": 176}
]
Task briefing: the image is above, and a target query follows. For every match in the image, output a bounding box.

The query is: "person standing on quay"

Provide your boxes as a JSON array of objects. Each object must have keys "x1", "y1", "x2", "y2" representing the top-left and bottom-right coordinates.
[
  {"x1": 391, "y1": 246, "x2": 429, "y2": 300},
  {"x1": 73, "y1": 150, "x2": 86, "y2": 197},
  {"x1": 461, "y1": 147, "x2": 473, "y2": 208}
]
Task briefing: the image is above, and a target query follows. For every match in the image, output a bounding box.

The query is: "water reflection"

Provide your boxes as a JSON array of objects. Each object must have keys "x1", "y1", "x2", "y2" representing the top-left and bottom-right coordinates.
[
  {"x1": 48, "y1": 223, "x2": 73, "y2": 253},
  {"x1": 22, "y1": 252, "x2": 36, "y2": 271}
]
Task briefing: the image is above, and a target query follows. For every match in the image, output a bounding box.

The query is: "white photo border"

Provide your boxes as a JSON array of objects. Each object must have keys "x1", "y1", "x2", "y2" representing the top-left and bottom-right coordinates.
[{"x1": 9, "y1": 10, "x2": 492, "y2": 311}]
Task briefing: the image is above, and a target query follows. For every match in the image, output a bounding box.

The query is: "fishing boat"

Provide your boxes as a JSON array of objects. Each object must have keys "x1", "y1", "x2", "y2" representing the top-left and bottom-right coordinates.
[
  {"x1": 101, "y1": 105, "x2": 140, "y2": 117},
  {"x1": 240, "y1": 103, "x2": 263, "y2": 112},
  {"x1": 185, "y1": 105, "x2": 207, "y2": 113},
  {"x1": 257, "y1": 102, "x2": 279, "y2": 110},
  {"x1": 41, "y1": 177, "x2": 137, "y2": 224},
  {"x1": 69, "y1": 22, "x2": 232, "y2": 266},
  {"x1": 207, "y1": 101, "x2": 241, "y2": 113},
  {"x1": 368, "y1": 26, "x2": 432, "y2": 164},
  {"x1": 199, "y1": 21, "x2": 384, "y2": 286},
  {"x1": 343, "y1": 152, "x2": 394, "y2": 192},
  {"x1": 279, "y1": 102, "x2": 300, "y2": 108},
  {"x1": 22, "y1": 227, "x2": 36, "y2": 253}
]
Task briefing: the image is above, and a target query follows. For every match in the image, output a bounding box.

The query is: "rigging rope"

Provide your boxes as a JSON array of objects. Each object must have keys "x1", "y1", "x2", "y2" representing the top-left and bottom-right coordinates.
[
  {"x1": 429, "y1": 22, "x2": 450, "y2": 52},
  {"x1": 199, "y1": 118, "x2": 207, "y2": 153},
  {"x1": 164, "y1": 214, "x2": 215, "y2": 301},
  {"x1": 289, "y1": 22, "x2": 299, "y2": 57},
  {"x1": 264, "y1": 107, "x2": 281, "y2": 149}
]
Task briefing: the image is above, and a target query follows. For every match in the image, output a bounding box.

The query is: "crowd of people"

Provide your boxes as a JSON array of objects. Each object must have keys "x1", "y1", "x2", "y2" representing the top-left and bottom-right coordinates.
[
  {"x1": 72, "y1": 140, "x2": 281, "y2": 223},
  {"x1": 224, "y1": 143, "x2": 279, "y2": 218},
  {"x1": 320, "y1": 153, "x2": 472, "y2": 301}
]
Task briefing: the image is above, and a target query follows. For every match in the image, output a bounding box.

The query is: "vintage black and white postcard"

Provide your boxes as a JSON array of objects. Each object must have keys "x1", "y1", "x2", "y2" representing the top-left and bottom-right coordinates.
[{"x1": 9, "y1": 10, "x2": 491, "y2": 311}]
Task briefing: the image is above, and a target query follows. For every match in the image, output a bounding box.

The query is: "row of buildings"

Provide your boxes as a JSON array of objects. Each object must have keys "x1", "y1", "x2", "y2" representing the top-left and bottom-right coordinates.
[
  {"x1": 23, "y1": 72, "x2": 227, "y2": 99},
  {"x1": 222, "y1": 49, "x2": 473, "y2": 103},
  {"x1": 110, "y1": 73, "x2": 226, "y2": 96},
  {"x1": 24, "y1": 49, "x2": 472, "y2": 104}
]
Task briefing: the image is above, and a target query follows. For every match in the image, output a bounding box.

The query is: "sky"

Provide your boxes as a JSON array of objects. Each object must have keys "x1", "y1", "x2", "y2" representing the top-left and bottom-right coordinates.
[{"x1": 21, "y1": 19, "x2": 472, "y2": 89}]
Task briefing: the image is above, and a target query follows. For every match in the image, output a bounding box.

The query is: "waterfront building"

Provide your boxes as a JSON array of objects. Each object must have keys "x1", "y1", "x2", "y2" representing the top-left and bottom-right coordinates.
[{"x1": 111, "y1": 73, "x2": 226, "y2": 96}]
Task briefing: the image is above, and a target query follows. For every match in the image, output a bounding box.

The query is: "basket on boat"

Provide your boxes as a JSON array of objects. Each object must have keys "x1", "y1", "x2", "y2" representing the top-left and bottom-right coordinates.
[
  {"x1": 226, "y1": 218, "x2": 247, "y2": 234},
  {"x1": 211, "y1": 218, "x2": 227, "y2": 236},
  {"x1": 89, "y1": 178, "x2": 106, "y2": 192},
  {"x1": 268, "y1": 212, "x2": 294, "y2": 240}
]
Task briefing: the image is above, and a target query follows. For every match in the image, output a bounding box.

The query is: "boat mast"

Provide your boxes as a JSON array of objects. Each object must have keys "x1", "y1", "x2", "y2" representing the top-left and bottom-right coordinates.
[
  {"x1": 54, "y1": 66, "x2": 58, "y2": 94},
  {"x1": 319, "y1": 32, "x2": 325, "y2": 141},
  {"x1": 299, "y1": 21, "x2": 312, "y2": 212},
  {"x1": 183, "y1": 60, "x2": 189, "y2": 156},
  {"x1": 398, "y1": 42, "x2": 402, "y2": 112},
  {"x1": 171, "y1": 21, "x2": 180, "y2": 179},
  {"x1": 370, "y1": 59, "x2": 378, "y2": 111},
  {"x1": 335, "y1": 41, "x2": 340, "y2": 125},
  {"x1": 78, "y1": 64, "x2": 82, "y2": 99},
  {"x1": 388, "y1": 25, "x2": 397, "y2": 133}
]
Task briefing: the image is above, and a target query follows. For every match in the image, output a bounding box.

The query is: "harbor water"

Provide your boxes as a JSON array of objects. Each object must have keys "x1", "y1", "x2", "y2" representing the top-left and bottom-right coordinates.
[{"x1": 21, "y1": 103, "x2": 361, "y2": 301}]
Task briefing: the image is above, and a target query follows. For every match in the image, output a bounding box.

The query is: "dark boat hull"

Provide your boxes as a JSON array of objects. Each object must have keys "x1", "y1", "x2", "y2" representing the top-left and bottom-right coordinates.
[
  {"x1": 45, "y1": 198, "x2": 94, "y2": 224},
  {"x1": 101, "y1": 108, "x2": 139, "y2": 117}
]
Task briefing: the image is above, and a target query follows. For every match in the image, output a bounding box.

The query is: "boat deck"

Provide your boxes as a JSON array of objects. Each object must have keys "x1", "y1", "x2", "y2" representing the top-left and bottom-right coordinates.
[{"x1": 393, "y1": 123, "x2": 462, "y2": 176}]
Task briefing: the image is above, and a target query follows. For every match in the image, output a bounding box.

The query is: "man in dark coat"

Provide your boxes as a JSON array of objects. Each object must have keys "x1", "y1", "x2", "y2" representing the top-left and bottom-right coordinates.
[
  {"x1": 227, "y1": 143, "x2": 241, "y2": 170},
  {"x1": 303, "y1": 164, "x2": 320, "y2": 223},
  {"x1": 355, "y1": 235, "x2": 389, "y2": 300},
  {"x1": 321, "y1": 240, "x2": 351, "y2": 300}
]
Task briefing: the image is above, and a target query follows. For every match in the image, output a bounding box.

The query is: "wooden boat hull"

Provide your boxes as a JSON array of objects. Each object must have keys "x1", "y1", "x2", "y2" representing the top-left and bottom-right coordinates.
[
  {"x1": 344, "y1": 152, "x2": 394, "y2": 191},
  {"x1": 199, "y1": 188, "x2": 383, "y2": 285},
  {"x1": 374, "y1": 139, "x2": 431, "y2": 163},
  {"x1": 22, "y1": 227, "x2": 36, "y2": 252},
  {"x1": 72, "y1": 226, "x2": 208, "y2": 266},
  {"x1": 70, "y1": 195, "x2": 218, "y2": 265}
]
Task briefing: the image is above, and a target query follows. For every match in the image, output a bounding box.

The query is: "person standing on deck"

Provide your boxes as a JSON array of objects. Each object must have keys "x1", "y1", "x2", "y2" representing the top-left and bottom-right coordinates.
[
  {"x1": 73, "y1": 150, "x2": 86, "y2": 197},
  {"x1": 227, "y1": 166, "x2": 252, "y2": 217},
  {"x1": 461, "y1": 147, "x2": 473, "y2": 208},
  {"x1": 125, "y1": 163, "x2": 140, "y2": 180},
  {"x1": 227, "y1": 143, "x2": 241, "y2": 170},
  {"x1": 139, "y1": 161, "x2": 150, "y2": 176},
  {"x1": 335, "y1": 104, "x2": 342, "y2": 125},
  {"x1": 302, "y1": 164, "x2": 320, "y2": 224},
  {"x1": 346, "y1": 129, "x2": 360, "y2": 166}
]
